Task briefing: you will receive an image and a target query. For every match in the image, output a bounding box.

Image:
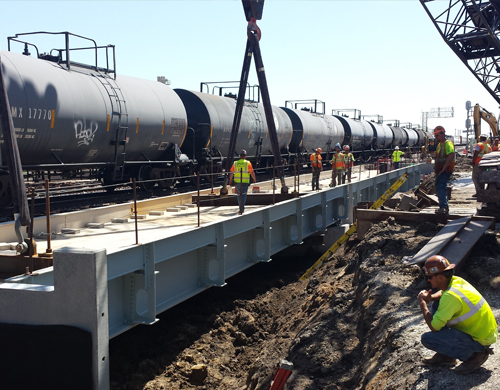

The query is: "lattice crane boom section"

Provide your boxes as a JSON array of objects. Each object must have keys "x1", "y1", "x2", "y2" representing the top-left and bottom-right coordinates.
[{"x1": 420, "y1": 0, "x2": 500, "y2": 105}]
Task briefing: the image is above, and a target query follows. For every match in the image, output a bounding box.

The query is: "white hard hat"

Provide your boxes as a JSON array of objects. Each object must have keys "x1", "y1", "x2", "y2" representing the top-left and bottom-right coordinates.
[
  {"x1": 395, "y1": 146, "x2": 399, "y2": 150},
  {"x1": 480, "y1": 134, "x2": 488, "y2": 139}
]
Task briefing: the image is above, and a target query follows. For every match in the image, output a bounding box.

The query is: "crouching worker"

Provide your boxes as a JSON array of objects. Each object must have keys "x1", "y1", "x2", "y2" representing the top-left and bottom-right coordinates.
[{"x1": 417, "y1": 255, "x2": 497, "y2": 373}]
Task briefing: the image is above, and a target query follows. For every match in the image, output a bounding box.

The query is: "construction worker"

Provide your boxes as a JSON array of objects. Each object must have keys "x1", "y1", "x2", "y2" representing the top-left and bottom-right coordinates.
[
  {"x1": 229, "y1": 149, "x2": 257, "y2": 215},
  {"x1": 492, "y1": 137, "x2": 500, "y2": 151},
  {"x1": 343, "y1": 145, "x2": 354, "y2": 183},
  {"x1": 472, "y1": 134, "x2": 491, "y2": 197},
  {"x1": 329, "y1": 143, "x2": 345, "y2": 187},
  {"x1": 433, "y1": 126, "x2": 455, "y2": 214},
  {"x1": 418, "y1": 255, "x2": 497, "y2": 373},
  {"x1": 392, "y1": 146, "x2": 404, "y2": 169},
  {"x1": 310, "y1": 147, "x2": 323, "y2": 191}
]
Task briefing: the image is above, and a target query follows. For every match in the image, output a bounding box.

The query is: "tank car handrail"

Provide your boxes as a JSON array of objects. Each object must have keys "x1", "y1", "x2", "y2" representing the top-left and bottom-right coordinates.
[
  {"x1": 199, "y1": 81, "x2": 260, "y2": 102},
  {"x1": 361, "y1": 114, "x2": 384, "y2": 124},
  {"x1": 332, "y1": 108, "x2": 361, "y2": 120},
  {"x1": 383, "y1": 119, "x2": 400, "y2": 127},
  {"x1": 285, "y1": 99, "x2": 325, "y2": 115},
  {"x1": 7, "y1": 31, "x2": 116, "y2": 77}
]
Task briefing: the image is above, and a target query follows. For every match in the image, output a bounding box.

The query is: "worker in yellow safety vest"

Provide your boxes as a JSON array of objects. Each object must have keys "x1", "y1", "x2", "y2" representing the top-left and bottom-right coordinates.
[
  {"x1": 229, "y1": 149, "x2": 257, "y2": 215},
  {"x1": 472, "y1": 134, "x2": 491, "y2": 197},
  {"x1": 329, "y1": 143, "x2": 345, "y2": 187},
  {"x1": 310, "y1": 147, "x2": 323, "y2": 191},
  {"x1": 343, "y1": 145, "x2": 354, "y2": 183},
  {"x1": 392, "y1": 146, "x2": 404, "y2": 169},
  {"x1": 418, "y1": 255, "x2": 497, "y2": 373}
]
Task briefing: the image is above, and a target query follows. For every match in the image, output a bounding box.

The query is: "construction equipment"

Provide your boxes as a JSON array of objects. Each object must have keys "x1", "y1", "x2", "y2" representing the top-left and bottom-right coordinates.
[
  {"x1": 477, "y1": 151, "x2": 500, "y2": 220},
  {"x1": 473, "y1": 103, "x2": 498, "y2": 140},
  {"x1": 472, "y1": 105, "x2": 500, "y2": 220},
  {"x1": 300, "y1": 173, "x2": 408, "y2": 280},
  {"x1": 0, "y1": 55, "x2": 29, "y2": 254}
]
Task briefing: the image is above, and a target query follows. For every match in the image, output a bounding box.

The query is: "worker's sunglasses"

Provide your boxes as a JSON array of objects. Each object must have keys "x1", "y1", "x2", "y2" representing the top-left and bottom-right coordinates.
[{"x1": 426, "y1": 273, "x2": 440, "y2": 281}]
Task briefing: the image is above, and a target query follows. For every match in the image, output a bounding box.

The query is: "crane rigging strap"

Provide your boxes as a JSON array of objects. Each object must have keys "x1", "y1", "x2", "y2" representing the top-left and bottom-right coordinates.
[{"x1": 300, "y1": 173, "x2": 408, "y2": 280}]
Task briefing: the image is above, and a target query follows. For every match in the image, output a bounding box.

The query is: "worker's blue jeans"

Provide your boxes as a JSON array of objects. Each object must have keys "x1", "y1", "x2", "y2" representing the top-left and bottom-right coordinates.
[
  {"x1": 235, "y1": 182, "x2": 249, "y2": 213},
  {"x1": 421, "y1": 327, "x2": 485, "y2": 361},
  {"x1": 421, "y1": 300, "x2": 486, "y2": 361},
  {"x1": 435, "y1": 172, "x2": 451, "y2": 209}
]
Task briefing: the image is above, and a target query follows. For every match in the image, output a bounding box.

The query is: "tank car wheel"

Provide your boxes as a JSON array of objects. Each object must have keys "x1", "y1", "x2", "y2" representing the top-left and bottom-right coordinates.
[
  {"x1": 138, "y1": 165, "x2": 157, "y2": 192},
  {"x1": 158, "y1": 169, "x2": 177, "y2": 190},
  {"x1": 0, "y1": 173, "x2": 13, "y2": 208}
]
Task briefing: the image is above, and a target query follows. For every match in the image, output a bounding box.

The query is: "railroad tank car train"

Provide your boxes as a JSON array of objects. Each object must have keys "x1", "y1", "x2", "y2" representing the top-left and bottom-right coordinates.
[{"x1": 0, "y1": 33, "x2": 430, "y2": 204}]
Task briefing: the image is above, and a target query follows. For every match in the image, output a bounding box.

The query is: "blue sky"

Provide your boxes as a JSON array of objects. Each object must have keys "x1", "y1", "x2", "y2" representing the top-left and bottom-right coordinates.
[{"x1": 1, "y1": 0, "x2": 498, "y2": 140}]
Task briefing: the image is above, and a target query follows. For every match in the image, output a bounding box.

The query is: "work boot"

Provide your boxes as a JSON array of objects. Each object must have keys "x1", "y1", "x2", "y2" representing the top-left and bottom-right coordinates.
[
  {"x1": 422, "y1": 352, "x2": 456, "y2": 366},
  {"x1": 453, "y1": 347, "x2": 493, "y2": 374},
  {"x1": 435, "y1": 207, "x2": 449, "y2": 215}
]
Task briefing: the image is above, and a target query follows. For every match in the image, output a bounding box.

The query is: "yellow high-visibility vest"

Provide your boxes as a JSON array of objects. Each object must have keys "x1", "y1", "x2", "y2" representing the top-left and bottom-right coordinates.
[{"x1": 233, "y1": 159, "x2": 251, "y2": 183}]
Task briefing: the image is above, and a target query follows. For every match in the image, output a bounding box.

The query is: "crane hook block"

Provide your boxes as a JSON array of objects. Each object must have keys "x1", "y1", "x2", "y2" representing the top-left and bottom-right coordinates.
[{"x1": 242, "y1": 0, "x2": 264, "y2": 21}]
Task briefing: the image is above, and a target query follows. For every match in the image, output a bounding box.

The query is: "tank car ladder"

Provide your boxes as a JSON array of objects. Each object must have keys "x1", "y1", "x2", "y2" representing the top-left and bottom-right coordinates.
[{"x1": 95, "y1": 72, "x2": 129, "y2": 182}]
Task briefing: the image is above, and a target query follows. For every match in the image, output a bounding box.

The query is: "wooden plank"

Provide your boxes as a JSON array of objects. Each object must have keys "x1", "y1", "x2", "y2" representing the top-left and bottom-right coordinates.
[
  {"x1": 440, "y1": 220, "x2": 492, "y2": 269},
  {"x1": 408, "y1": 216, "x2": 471, "y2": 265}
]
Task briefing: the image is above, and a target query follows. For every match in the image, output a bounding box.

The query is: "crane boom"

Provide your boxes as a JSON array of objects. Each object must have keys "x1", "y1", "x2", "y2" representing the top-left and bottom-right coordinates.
[{"x1": 420, "y1": 0, "x2": 500, "y2": 106}]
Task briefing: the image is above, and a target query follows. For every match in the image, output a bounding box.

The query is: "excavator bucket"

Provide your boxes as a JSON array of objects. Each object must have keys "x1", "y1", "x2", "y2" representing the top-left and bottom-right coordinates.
[{"x1": 242, "y1": 0, "x2": 264, "y2": 21}]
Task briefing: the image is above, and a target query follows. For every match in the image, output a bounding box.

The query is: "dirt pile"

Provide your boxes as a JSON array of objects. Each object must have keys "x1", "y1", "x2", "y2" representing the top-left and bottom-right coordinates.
[{"x1": 109, "y1": 209, "x2": 500, "y2": 390}]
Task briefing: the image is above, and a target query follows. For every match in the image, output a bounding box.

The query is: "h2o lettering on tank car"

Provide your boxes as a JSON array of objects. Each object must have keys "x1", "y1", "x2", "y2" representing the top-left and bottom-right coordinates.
[{"x1": 74, "y1": 119, "x2": 98, "y2": 146}]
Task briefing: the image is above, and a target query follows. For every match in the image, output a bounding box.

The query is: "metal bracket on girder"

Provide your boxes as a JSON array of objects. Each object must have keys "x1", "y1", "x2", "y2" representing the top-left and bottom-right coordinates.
[
  {"x1": 199, "y1": 224, "x2": 227, "y2": 287},
  {"x1": 124, "y1": 243, "x2": 159, "y2": 325},
  {"x1": 252, "y1": 209, "x2": 271, "y2": 262}
]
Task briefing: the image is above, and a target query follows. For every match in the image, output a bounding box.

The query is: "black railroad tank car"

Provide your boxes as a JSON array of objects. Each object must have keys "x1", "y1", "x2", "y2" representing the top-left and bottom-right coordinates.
[
  {"x1": 280, "y1": 107, "x2": 344, "y2": 154},
  {"x1": 366, "y1": 121, "x2": 393, "y2": 151},
  {"x1": 175, "y1": 89, "x2": 293, "y2": 171},
  {"x1": 0, "y1": 49, "x2": 188, "y2": 180},
  {"x1": 389, "y1": 126, "x2": 408, "y2": 148},
  {"x1": 403, "y1": 127, "x2": 419, "y2": 148},
  {"x1": 0, "y1": 32, "x2": 427, "y2": 205},
  {"x1": 333, "y1": 115, "x2": 374, "y2": 151}
]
